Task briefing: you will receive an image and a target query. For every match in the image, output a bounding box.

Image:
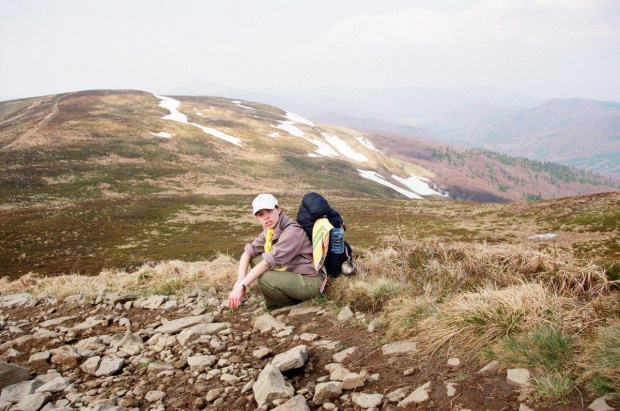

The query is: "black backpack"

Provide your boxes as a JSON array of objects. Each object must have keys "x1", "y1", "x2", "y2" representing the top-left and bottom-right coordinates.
[{"x1": 296, "y1": 192, "x2": 354, "y2": 277}]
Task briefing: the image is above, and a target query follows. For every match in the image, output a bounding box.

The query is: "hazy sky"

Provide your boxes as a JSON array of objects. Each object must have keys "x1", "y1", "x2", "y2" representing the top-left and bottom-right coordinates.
[{"x1": 1, "y1": 0, "x2": 619, "y2": 101}]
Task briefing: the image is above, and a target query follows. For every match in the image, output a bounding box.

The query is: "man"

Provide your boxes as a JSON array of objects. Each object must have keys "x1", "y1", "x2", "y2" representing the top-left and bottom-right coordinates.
[{"x1": 227, "y1": 193, "x2": 323, "y2": 309}]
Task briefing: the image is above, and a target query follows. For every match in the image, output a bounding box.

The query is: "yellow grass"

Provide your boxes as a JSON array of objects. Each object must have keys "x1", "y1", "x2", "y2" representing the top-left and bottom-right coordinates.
[
  {"x1": 413, "y1": 282, "x2": 594, "y2": 356},
  {"x1": 0, "y1": 254, "x2": 237, "y2": 299}
]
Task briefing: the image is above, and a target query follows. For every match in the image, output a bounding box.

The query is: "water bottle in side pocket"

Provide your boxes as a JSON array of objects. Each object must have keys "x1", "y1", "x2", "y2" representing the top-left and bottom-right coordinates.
[{"x1": 329, "y1": 228, "x2": 345, "y2": 254}]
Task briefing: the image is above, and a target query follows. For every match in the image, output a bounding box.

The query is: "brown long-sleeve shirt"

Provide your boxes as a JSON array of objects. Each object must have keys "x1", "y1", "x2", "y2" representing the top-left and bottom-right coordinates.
[{"x1": 244, "y1": 213, "x2": 318, "y2": 277}]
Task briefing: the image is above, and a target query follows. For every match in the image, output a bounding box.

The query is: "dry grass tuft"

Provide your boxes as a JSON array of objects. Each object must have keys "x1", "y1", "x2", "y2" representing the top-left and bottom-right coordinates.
[
  {"x1": 413, "y1": 282, "x2": 593, "y2": 356},
  {"x1": 327, "y1": 247, "x2": 411, "y2": 312},
  {"x1": 0, "y1": 254, "x2": 237, "y2": 299},
  {"x1": 579, "y1": 319, "x2": 620, "y2": 397}
]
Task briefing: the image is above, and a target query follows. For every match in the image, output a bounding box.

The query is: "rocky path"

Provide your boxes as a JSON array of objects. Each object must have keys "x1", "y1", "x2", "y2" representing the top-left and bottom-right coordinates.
[{"x1": 0, "y1": 291, "x2": 615, "y2": 410}]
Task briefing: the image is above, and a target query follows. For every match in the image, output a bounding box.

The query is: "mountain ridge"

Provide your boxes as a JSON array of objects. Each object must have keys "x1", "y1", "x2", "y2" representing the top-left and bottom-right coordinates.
[
  {"x1": 1, "y1": 89, "x2": 618, "y2": 206},
  {"x1": 170, "y1": 82, "x2": 620, "y2": 177}
]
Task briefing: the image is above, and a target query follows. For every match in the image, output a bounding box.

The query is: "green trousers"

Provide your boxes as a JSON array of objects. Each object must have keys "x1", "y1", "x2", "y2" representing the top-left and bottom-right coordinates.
[{"x1": 251, "y1": 256, "x2": 323, "y2": 309}]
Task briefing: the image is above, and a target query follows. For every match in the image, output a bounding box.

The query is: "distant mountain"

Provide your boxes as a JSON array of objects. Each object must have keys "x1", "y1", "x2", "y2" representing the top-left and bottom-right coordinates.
[
  {"x1": 367, "y1": 131, "x2": 619, "y2": 202},
  {"x1": 460, "y1": 99, "x2": 620, "y2": 176},
  {"x1": 0, "y1": 89, "x2": 617, "y2": 206},
  {"x1": 171, "y1": 82, "x2": 620, "y2": 177},
  {"x1": 312, "y1": 112, "x2": 440, "y2": 142},
  {"x1": 171, "y1": 82, "x2": 544, "y2": 125}
]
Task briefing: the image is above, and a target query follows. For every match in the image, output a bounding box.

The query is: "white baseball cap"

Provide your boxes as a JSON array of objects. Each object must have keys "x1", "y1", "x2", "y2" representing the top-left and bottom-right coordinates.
[{"x1": 252, "y1": 193, "x2": 279, "y2": 215}]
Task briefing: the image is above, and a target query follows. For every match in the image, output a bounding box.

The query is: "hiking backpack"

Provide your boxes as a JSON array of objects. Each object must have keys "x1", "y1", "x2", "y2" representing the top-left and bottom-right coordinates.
[{"x1": 296, "y1": 192, "x2": 354, "y2": 277}]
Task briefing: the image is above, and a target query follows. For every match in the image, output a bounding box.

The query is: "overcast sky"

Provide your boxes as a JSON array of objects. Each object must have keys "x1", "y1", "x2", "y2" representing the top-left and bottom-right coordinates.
[{"x1": 1, "y1": 0, "x2": 619, "y2": 101}]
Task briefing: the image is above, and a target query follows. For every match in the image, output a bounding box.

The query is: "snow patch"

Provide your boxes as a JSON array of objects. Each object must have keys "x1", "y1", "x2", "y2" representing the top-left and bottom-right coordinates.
[
  {"x1": 392, "y1": 174, "x2": 447, "y2": 197},
  {"x1": 232, "y1": 100, "x2": 254, "y2": 110},
  {"x1": 307, "y1": 153, "x2": 320, "y2": 158},
  {"x1": 321, "y1": 132, "x2": 368, "y2": 162},
  {"x1": 150, "y1": 131, "x2": 171, "y2": 138},
  {"x1": 355, "y1": 136, "x2": 379, "y2": 152},
  {"x1": 192, "y1": 124, "x2": 243, "y2": 146},
  {"x1": 155, "y1": 95, "x2": 187, "y2": 123},
  {"x1": 271, "y1": 121, "x2": 304, "y2": 137},
  {"x1": 154, "y1": 94, "x2": 242, "y2": 146},
  {"x1": 309, "y1": 139, "x2": 339, "y2": 157},
  {"x1": 529, "y1": 233, "x2": 557, "y2": 240},
  {"x1": 285, "y1": 112, "x2": 314, "y2": 126},
  {"x1": 358, "y1": 170, "x2": 423, "y2": 199},
  {"x1": 268, "y1": 132, "x2": 279, "y2": 138}
]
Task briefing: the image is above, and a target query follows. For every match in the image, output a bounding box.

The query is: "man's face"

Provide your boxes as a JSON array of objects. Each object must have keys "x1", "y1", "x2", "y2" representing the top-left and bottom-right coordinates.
[{"x1": 255, "y1": 207, "x2": 280, "y2": 229}]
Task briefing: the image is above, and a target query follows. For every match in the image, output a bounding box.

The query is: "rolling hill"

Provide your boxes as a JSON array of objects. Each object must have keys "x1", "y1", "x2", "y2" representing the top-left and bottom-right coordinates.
[
  {"x1": 0, "y1": 89, "x2": 619, "y2": 278},
  {"x1": 1, "y1": 90, "x2": 617, "y2": 207},
  {"x1": 0, "y1": 90, "x2": 447, "y2": 205}
]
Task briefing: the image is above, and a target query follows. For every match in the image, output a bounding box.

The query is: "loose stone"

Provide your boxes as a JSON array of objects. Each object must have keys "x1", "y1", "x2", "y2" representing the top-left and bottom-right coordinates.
[
  {"x1": 271, "y1": 394, "x2": 311, "y2": 411},
  {"x1": 337, "y1": 306, "x2": 354, "y2": 322},
  {"x1": 352, "y1": 393, "x2": 383, "y2": 408},
  {"x1": 506, "y1": 368, "x2": 531, "y2": 387},
  {"x1": 381, "y1": 341, "x2": 417, "y2": 356},
  {"x1": 332, "y1": 346, "x2": 357, "y2": 363},
  {"x1": 253, "y1": 364, "x2": 294, "y2": 408},
  {"x1": 271, "y1": 345, "x2": 308, "y2": 372},
  {"x1": 313, "y1": 382, "x2": 342, "y2": 404},
  {"x1": 399, "y1": 381, "x2": 432, "y2": 406}
]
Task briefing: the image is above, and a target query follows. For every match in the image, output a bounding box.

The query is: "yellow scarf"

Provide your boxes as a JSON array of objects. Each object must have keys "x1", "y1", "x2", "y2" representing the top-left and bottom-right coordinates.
[
  {"x1": 312, "y1": 218, "x2": 333, "y2": 272},
  {"x1": 264, "y1": 228, "x2": 275, "y2": 252},
  {"x1": 264, "y1": 228, "x2": 286, "y2": 271}
]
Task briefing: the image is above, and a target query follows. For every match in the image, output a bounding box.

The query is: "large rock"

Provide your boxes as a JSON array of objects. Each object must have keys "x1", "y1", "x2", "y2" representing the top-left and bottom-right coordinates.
[
  {"x1": 0, "y1": 294, "x2": 32, "y2": 308},
  {"x1": 154, "y1": 314, "x2": 214, "y2": 334},
  {"x1": 381, "y1": 341, "x2": 417, "y2": 356},
  {"x1": 272, "y1": 395, "x2": 311, "y2": 411},
  {"x1": 80, "y1": 356, "x2": 101, "y2": 376},
  {"x1": 313, "y1": 382, "x2": 342, "y2": 404},
  {"x1": 10, "y1": 392, "x2": 51, "y2": 411},
  {"x1": 0, "y1": 362, "x2": 30, "y2": 390},
  {"x1": 253, "y1": 314, "x2": 288, "y2": 333},
  {"x1": 271, "y1": 345, "x2": 308, "y2": 372},
  {"x1": 95, "y1": 356, "x2": 124, "y2": 376},
  {"x1": 0, "y1": 380, "x2": 42, "y2": 404},
  {"x1": 34, "y1": 376, "x2": 69, "y2": 393},
  {"x1": 176, "y1": 322, "x2": 228, "y2": 345},
  {"x1": 50, "y1": 346, "x2": 81, "y2": 368},
  {"x1": 253, "y1": 364, "x2": 294, "y2": 408},
  {"x1": 187, "y1": 355, "x2": 217, "y2": 372}
]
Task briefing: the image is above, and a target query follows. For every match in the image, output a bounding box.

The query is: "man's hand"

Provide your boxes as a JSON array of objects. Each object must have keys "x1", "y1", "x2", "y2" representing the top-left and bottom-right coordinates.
[{"x1": 227, "y1": 282, "x2": 246, "y2": 309}]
